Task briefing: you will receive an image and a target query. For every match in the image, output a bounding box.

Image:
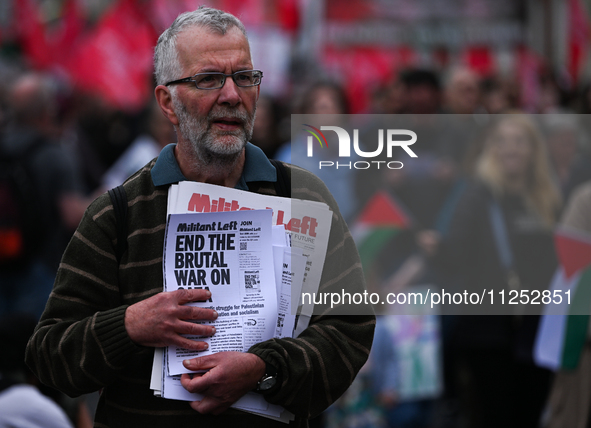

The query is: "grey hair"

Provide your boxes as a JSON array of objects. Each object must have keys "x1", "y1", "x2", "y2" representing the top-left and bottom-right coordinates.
[{"x1": 153, "y1": 6, "x2": 248, "y2": 87}]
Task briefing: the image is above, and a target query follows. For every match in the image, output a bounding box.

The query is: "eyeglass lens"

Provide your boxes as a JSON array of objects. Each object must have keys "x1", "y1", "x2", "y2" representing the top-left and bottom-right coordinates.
[{"x1": 194, "y1": 71, "x2": 261, "y2": 89}]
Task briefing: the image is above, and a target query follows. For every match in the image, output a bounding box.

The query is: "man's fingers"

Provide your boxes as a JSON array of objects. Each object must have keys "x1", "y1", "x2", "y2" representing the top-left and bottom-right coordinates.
[
  {"x1": 180, "y1": 353, "x2": 261, "y2": 416},
  {"x1": 181, "y1": 372, "x2": 209, "y2": 394},
  {"x1": 188, "y1": 400, "x2": 202, "y2": 412},
  {"x1": 178, "y1": 305, "x2": 218, "y2": 322},
  {"x1": 175, "y1": 288, "x2": 212, "y2": 304},
  {"x1": 190, "y1": 397, "x2": 229, "y2": 415},
  {"x1": 176, "y1": 320, "x2": 216, "y2": 337},
  {"x1": 126, "y1": 290, "x2": 218, "y2": 348},
  {"x1": 174, "y1": 336, "x2": 209, "y2": 352},
  {"x1": 182, "y1": 354, "x2": 220, "y2": 372}
]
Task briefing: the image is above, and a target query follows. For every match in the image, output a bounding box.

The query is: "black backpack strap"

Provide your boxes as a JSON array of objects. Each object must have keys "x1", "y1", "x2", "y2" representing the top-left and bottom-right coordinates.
[
  {"x1": 269, "y1": 159, "x2": 291, "y2": 198},
  {"x1": 108, "y1": 185, "x2": 128, "y2": 263}
]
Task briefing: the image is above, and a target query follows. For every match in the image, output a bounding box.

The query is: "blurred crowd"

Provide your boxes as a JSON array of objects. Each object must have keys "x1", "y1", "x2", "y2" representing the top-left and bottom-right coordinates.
[
  {"x1": 285, "y1": 73, "x2": 591, "y2": 428},
  {"x1": 1, "y1": 3, "x2": 591, "y2": 427}
]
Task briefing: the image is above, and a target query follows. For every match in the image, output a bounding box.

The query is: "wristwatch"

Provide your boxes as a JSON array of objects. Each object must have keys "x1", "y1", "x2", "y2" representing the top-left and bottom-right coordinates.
[{"x1": 256, "y1": 362, "x2": 278, "y2": 392}]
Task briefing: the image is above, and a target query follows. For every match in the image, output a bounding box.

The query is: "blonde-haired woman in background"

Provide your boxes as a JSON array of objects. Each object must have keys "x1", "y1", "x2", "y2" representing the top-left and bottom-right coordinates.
[
  {"x1": 475, "y1": 114, "x2": 561, "y2": 227},
  {"x1": 422, "y1": 114, "x2": 562, "y2": 428}
]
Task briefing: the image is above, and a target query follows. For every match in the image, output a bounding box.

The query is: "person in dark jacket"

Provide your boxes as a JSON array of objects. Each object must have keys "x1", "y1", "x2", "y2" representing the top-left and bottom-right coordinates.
[
  {"x1": 424, "y1": 114, "x2": 562, "y2": 428},
  {"x1": 25, "y1": 7, "x2": 374, "y2": 427}
]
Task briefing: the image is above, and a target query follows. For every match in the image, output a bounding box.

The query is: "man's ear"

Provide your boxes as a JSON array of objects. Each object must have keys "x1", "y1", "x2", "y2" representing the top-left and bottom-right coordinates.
[{"x1": 155, "y1": 85, "x2": 179, "y2": 126}]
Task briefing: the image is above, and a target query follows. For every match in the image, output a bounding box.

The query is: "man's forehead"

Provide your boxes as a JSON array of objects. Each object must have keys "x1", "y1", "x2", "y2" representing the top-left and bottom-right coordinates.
[
  {"x1": 176, "y1": 25, "x2": 249, "y2": 53},
  {"x1": 174, "y1": 25, "x2": 253, "y2": 73}
]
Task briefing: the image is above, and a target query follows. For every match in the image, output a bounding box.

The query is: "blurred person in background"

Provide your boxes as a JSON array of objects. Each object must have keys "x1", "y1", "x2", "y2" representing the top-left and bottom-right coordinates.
[
  {"x1": 0, "y1": 72, "x2": 91, "y2": 319},
  {"x1": 543, "y1": 115, "x2": 591, "y2": 201},
  {"x1": 0, "y1": 312, "x2": 92, "y2": 428},
  {"x1": 275, "y1": 81, "x2": 358, "y2": 222},
  {"x1": 480, "y1": 77, "x2": 511, "y2": 114},
  {"x1": 399, "y1": 69, "x2": 442, "y2": 115},
  {"x1": 297, "y1": 81, "x2": 350, "y2": 116},
  {"x1": 355, "y1": 69, "x2": 469, "y2": 225},
  {"x1": 368, "y1": 313, "x2": 439, "y2": 428},
  {"x1": 369, "y1": 77, "x2": 408, "y2": 114},
  {"x1": 577, "y1": 82, "x2": 591, "y2": 114},
  {"x1": 442, "y1": 66, "x2": 482, "y2": 115},
  {"x1": 69, "y1": 95, "x2": 140, "y2": 192},
  {"x1": 101, "y1": 99, "x2": 176, "y2": 189},
  {"x1": 250, "y1": 94, "x2": 286, "y2": 159},
  {"x1": 542, "y1": 180, "x2": 591, "y2": 428},
  {"x1": 439, "y1": 66, "x2": 485, "y2": 179},
  {"x1": 537, "y1": 71, "x2": 571, "y2": 114},
  {"x1": 425, "y1": 115, "x2": 561, "y2": 428}
]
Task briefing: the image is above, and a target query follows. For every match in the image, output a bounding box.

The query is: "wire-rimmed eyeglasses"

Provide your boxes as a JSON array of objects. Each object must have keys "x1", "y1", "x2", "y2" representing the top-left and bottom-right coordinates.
[{"x1": 165, "y1": 70, "x2": 263, "y2": 90}]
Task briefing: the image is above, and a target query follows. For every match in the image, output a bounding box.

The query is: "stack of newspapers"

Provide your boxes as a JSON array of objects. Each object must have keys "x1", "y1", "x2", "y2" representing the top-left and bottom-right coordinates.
[{"x1": 150, "y1": 181, "x2": 333, "y2": 423}]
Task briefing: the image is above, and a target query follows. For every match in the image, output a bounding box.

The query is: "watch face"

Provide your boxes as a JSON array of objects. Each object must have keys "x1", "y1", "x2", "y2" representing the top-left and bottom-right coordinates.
[{"x1": 259, "y1": 375, "x2": 277, "y2": 391}]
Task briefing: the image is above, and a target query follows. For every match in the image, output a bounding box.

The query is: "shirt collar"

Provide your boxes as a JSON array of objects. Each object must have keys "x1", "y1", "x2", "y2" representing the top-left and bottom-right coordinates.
[{"x1": 151, "y1": 142, "x2": 277, "y2": 190}]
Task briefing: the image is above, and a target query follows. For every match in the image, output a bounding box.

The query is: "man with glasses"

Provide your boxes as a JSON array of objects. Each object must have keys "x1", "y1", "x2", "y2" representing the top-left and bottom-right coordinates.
[{"x1": 26, "y1": 7, "x2": 374, "y2": 427}]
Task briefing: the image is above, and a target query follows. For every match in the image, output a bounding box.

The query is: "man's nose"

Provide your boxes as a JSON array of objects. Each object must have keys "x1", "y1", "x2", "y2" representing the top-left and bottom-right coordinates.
[{"x1": 217, "y1": 77, "x2": 241, "y2": 106}]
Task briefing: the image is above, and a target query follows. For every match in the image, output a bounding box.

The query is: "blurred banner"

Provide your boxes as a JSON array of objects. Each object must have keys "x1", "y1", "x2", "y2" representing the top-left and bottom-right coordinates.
[
  {"x1": 5, "y1": 0, "x2": 591, "y2": 113},
  {"x1": 64, "y1": 0, "x2": 157, "y2": 112}
]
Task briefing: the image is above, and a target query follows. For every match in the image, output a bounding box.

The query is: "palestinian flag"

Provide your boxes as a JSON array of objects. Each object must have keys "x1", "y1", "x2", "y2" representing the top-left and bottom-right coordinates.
[
  {"x1": 534, "y1": 226, "x2": 591, "y2": 370},
  {"x1": 351, "y1": 191, "x2": 411, "y2": 271}
]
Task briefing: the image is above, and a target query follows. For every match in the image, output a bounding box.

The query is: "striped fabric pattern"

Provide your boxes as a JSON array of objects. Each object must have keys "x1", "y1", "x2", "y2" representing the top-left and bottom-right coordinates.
[{"x1": 25, "y1": 159, "x2": 376, "y2": 428}]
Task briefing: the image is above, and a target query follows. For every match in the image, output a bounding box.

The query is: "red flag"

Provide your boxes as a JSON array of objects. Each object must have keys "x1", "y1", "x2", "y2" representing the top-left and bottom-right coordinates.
[
  {"x1": 14, "y1": 0, "x2": 51, "y2": 69},
  {"x1": 355, "y1": 191, "x2": 410, "y2": 228},
  {"x1": 55, "y1": 0, "x2": 85, "y2": 52},
  {"x1": 555, "y1": 228, "x2": 591, "y2": 279},
  {"x1": 352, "y1": 191, "x2": 411, "y2": 270},
  {"x1": 568, "y1": 0, "x2": 591, "y2": 84},
  {"x1": 463, "y1": 46, "x2": 495, "y2": 77},
  {"x1": 65, "y1": 0, "x2": 158, "y2": 112},
  {"x1": 13, "y1": 0, "x2": 85, "y2": 71},
  {"x1": 278, "y1": 0, "x2": 300, "y2": 32}
]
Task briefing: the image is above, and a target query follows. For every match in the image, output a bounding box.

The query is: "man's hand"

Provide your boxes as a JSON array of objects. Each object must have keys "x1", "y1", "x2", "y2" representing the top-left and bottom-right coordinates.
[
  {"x1": 125, "y1": 289, "x2": 217, "y2": 350},
  {"x1": 180, "y1": 352, "x2": 266, "y2": 415}
]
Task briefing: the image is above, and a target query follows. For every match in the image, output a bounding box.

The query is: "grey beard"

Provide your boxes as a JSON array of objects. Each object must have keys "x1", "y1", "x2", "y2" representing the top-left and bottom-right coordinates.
[{"x1": 173, "y1": 97, "x2": 256, "y2": 168}]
